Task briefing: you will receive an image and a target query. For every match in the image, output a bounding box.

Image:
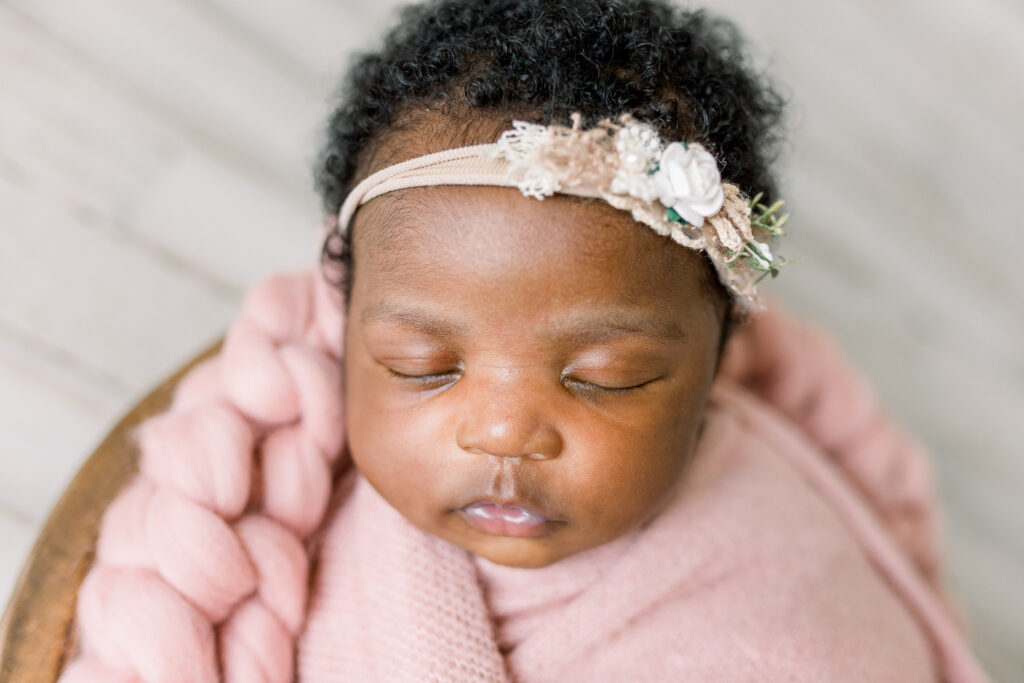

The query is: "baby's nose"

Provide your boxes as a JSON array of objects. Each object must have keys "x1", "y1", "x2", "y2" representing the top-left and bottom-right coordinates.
[{"x1": 454, "y1": 377, "x2": 563, "y2": 460}]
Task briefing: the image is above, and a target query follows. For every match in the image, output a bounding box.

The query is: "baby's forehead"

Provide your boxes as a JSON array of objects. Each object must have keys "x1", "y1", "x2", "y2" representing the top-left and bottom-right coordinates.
[
  {"x1": 355, "y1": 185, "x2": 678, "y2": 260},
  {"x1": 350, "y1": 184, "x2": 713, "y2": 306}
]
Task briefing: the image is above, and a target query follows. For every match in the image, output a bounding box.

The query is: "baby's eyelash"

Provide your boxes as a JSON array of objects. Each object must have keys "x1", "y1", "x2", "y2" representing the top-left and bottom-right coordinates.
[
  {"x1": 385, "y1": 367, "x2": 460, "y2": 385},
  {"x1": 561, "y1": 376, "x2": 656, "y2": 395}
]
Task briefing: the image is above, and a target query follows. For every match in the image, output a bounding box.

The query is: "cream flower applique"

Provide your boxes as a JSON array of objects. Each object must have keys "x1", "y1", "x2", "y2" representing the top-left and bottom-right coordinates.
[{"x1": 652, "y1": 142, "x2": 725, "y2": 228}]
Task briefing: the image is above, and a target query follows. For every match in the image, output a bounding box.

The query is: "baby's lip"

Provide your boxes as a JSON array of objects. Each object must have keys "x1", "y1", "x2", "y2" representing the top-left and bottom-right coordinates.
[{"x1": 458, "y1": 499, "x2": 561, "y2": 538}]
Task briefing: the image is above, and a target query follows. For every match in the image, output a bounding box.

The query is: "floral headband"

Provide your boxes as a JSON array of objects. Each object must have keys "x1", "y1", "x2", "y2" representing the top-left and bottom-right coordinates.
[{"x1": 336, "y1": 113, "x2": 789, "y2": 311}]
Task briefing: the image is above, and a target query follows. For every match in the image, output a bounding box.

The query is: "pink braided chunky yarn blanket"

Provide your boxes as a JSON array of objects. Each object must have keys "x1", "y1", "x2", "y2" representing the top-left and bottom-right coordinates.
[{"x1": 58, "y1": 268, "x2": 986, "y2": 682}]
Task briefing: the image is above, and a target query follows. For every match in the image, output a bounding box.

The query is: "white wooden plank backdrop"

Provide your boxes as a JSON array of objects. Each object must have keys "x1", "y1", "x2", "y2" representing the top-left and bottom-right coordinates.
[{"x1": 1, "y1": 0, "x2": 1021, "y2": 678}]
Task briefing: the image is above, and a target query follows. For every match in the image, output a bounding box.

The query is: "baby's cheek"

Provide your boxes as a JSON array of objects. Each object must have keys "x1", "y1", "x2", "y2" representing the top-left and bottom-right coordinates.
[
  {"x1": 345, "y1": 392, "x2": 453, "y2": 521},
  {"x1": 564, "y1": 424, "x2": 690, "y2": 532}
]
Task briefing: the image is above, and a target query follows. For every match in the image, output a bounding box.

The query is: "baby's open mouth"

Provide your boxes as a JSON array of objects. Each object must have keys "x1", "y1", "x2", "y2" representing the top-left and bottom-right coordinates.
[{"x1": 458, "y1": 500, "x2": 560, "y2": 538}]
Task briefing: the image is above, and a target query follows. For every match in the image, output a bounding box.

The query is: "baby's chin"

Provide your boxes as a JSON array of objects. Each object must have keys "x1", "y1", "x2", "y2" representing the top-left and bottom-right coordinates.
[
  {"x1": 471, "y1": 542, "x2": 575, "y2": 569},
  {"x1": 457, "y1": 528, "x2": 611, "y2": 569}
]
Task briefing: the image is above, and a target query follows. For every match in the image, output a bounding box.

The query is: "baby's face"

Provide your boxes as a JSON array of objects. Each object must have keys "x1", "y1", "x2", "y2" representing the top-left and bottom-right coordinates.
[{"x1": 343, "y1": 185, "x2": 725, "y2": 567}]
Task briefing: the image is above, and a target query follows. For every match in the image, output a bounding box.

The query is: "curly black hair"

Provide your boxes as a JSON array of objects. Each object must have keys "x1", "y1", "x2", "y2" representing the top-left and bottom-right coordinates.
[{"x1": 317, "y1": 0, "x2": 786, "y2": 297}]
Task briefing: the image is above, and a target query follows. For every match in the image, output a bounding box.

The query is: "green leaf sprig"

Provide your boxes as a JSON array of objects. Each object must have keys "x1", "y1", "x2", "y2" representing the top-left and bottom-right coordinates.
[
  {"x1": 732, "y1": 193, "x2": 795, "y2": 283},
  {"x1": 748, "y1": 192, "x2": 789, "y2": 237}
]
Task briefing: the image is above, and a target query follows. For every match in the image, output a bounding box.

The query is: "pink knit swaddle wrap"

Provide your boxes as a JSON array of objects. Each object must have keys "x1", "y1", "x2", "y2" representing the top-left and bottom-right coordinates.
[{"x1": 58, "y1": 263, "x2": 982, "y2": 681}]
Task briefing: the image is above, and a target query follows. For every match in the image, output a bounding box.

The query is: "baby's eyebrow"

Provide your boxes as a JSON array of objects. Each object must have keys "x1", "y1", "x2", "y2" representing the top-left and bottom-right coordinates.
[
  {"x1": 361, "y1": 302, "x2": 685, "y2": 343},
  {"x1": 361, "y1": 302, "x2": 465, "y2": 337},
  {"x1": 551, "y1": 313, "x2": 687, "y2": 345}
]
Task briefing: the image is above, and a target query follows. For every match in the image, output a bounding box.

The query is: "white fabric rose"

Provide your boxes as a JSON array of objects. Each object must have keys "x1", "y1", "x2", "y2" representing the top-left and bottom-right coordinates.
[{"x1": 652, "y1": 142, "x2": 725, "y2": 227}]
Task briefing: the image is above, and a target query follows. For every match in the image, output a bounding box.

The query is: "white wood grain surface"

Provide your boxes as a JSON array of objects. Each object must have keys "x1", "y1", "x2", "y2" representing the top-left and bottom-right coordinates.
[{"x1": 1, "y1": 0, "x2": 1021, "y2": 678}]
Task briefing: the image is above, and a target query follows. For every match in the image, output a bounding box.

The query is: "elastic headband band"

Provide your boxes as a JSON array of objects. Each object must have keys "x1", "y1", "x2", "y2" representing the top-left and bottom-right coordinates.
[{"x1": 336, "y1": 144, "x2": 606, "y2": 230}]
